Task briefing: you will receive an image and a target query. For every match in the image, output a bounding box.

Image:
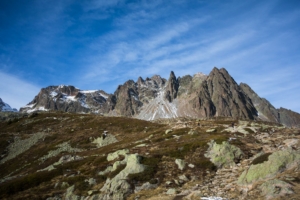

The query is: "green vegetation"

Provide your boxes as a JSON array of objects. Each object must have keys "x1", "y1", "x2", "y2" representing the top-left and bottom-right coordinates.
[{"x1": 1, "y1": 111, "x2": 287, "y2": 199}]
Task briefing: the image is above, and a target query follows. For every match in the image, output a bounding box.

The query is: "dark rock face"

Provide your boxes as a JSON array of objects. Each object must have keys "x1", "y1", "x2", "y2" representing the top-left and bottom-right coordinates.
[
  {"x1": 114, "y1": 75, "x2": 167, "y2": 116},
  {"x1": 239, "y1": 83, "x2": 300, "y2": 127},
  {"x1": 278, "y1": 108, "x2": 300, "y2": 128},
  {"x1": 240, "y1": 83, "x2": 279, "y2": 122},
  {"x1": 191, "y1": 68, "x2": 257, "y2": 119},
  {"x1": 164, "y1": 71, "x2": 179, "y2": 102},
  {"x1": 191, "y1": 81, "x2": 216, "y2": 117},
  {"x1": 114, "y1": 80, "x2": 142, "y2": 116},
  {"x1": 177, "y1": 75, "x2": 192, "y2": 96}
]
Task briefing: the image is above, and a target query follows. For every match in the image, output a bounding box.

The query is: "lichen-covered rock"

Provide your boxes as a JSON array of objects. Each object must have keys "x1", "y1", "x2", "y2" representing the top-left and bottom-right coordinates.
[
  {"x1": 165, "y1": 129, "x2": 173, "y2": 134},
  {"x1": 206, "y1": 128, "x2": 216, "y2": 133},
  {"x1": 1, "y1": 132, "x2": 46, "y2": 164},
  {"x1": 134, "y1": 181, "x2": 158, "y2": 193},
  {"x1": 188, "y1": 129, "x2": 198, "y2": 135},
  {"x1": 107, "y1": 149, "x2": 129, "y2": 161},
  {"x1": 166, "y1": 188, "x2": 177, "y2": 195},
  {"x1": 98, "y1": 166, "x2": 113, "y2": 175},
  {"x1": 238, "y1": 149, "x2": 300, "y2": 185},
  {"x1": 92, "y1": 134, "x2": 118, "y2": 148},
  {"x1": 100, "y1": 154, "x2": 146, "y2": 200},
  {"x1": 260, "y1": 179, "x2": 293, "y2": 200},
  {"x1": 175, "y1": 159, "x2": 186, "y2": 170},
  {"x1": 39, "y1": 142, "x2": 83, "y2": 162},
  {"x1": 205, "y1": 140, "x2": 243, "y2": 168},
  {"x1": 64, "y1": 185, "x2": 84, "y2": 200}
]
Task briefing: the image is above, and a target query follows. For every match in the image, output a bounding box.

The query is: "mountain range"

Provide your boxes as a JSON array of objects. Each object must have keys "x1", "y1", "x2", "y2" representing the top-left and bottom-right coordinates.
[
  {"x1": 1, "y1": 67, "x2": 300, "y2": 200},
  {"x1": 6, "y1": 67, "x2": 299, "y2": 128}
]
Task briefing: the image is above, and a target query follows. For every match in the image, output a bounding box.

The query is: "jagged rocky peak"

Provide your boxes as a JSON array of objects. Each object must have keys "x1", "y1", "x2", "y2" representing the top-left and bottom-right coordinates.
[
  {"x1": 194, "y1": 67, "x2": 258, "y2": 119},
  {"x1": 0, "y1": 98, "x2": 18, "y2": 112},
  {"x1": 151, "y1": 75, "x2": 166, "y2": 87},
  {"x1": 137, "y1": 76, "x2": 145, "y2": 86},
  {"x1": 193, "y1": 72, "x2": 207, "y2": 79},
  {"x1": 114, "y1": 80, "x2": 142, "y2": 116},
  {"x1": 20, "y1": 85, "x2": 114, "y2": 114},
  {"x1": 164, "y1": 71, "x2": 179, "y2": 102},
  {"x1": 137, "y1": 75, "x2": 166, "y2": 89},
  {"x1": 18, "y1": 67, "x2": 300, "y2": 127}
]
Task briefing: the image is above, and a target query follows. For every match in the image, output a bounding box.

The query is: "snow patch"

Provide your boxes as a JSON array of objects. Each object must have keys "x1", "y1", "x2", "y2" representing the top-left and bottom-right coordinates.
[
  {"x1": 27, "y1": 106, "x2": 49, "y2": 113},
  {"x1": 80, "y1": 90, "x2": 98, "y2": 94},
  {"x1": 65, "y1": 95, "x2": 76, "y2": 101},
  {"x1": 58, "y1": 84, "x2": 67, "y2": 89},
  {"x1": 23, "y1": 103, "x2": 36, "y2": 108},
  {"x1": 50, "y1": 91, "x2": 58, "y2": 97},
  {"x1": 136, "y1": 88, "x2": 179, "y2": 120},
  {"x1": 201, "y1": 197, "x2": 226, "y2": 200},
  {"x1": 99, "y1": 92, "x2": 108, "y2": 99}
]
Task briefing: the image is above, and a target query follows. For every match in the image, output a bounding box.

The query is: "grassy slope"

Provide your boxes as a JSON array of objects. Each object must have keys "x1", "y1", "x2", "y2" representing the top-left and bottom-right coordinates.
[{"x1": 0, "y1": 112, "x2": 294, "y2": 199}]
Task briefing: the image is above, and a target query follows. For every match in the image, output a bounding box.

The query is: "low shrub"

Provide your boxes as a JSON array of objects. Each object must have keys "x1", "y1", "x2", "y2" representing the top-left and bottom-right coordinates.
[
  {"x1": 107, "y1": 164, "x2": 126, "y2": 179},
  {"x1": 128, "y1": 156, "x2": 161, "y2": 184},
  {"x1": 251, "y1": 153, "x2": 272, "y2": 165}
]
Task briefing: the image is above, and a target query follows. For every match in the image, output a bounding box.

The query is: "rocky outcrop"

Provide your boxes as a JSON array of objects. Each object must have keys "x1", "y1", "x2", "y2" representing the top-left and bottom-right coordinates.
[
  {"x1": 92, "y1": 134, "x2": 118, "y2": 148},
  {"x1": 205, "y1": 140, "x2": 244, "y2": 168},
  {"x1": 164, "y1": 71, "x2": 179, "y2": 102},
  {"x1": 114, "y1": 80, "x2": 142, "y2": 116},
  {"x1": 99, "y1": 151, "x2": 146, "y2": 200},
  {"x1": 238, "y1": 148, "x2": 300, "y2": 186},
  {"x1": 190, "y1": 68, "x2": 258, "y2": 119},
  {"x1": 260, "y1": 179, "x2": 293, "y2": 200},
  {"x1": 0, "y1": 132, "x2": 46, "y2": 164},
  {"x1": 0, "y1": 98, "x2": 17, "y2": 112}
]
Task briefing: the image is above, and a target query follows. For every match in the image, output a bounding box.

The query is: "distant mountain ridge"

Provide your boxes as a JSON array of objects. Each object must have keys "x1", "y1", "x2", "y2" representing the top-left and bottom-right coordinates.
[
  {"x1": 19, "y1": 67, "x2": 300, "y2": 127},
  {"x1": 0, "y1": 98, "x2": 17, "y2": 112}
]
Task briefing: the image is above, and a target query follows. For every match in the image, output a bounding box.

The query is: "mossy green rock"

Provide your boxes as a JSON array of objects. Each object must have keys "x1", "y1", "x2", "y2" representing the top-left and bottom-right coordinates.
[
  {"x1": 205, "y1": 140, "x2": 243, "y2": 168},
  {"x1": 107, "y1": 149, "x2": 129, "y2": 161},
  {"x1": 165, "y1": 129, "x2": 173, "y2": 134},
  {"x1": 188, "y1": 129, "x2": 198, "y2": 135},
  {"x1": 175, "y1": 159, "x2": 186, "y2": 170},
  {"x1": 238, "y1": 149, "x2": 300, "y2": 185},
  {"x1": 260, "y1": 179, "x2": 293, "y2": 200},
  {"x1": 100, "y1": 154, "x2": 146, "y2": 199}
]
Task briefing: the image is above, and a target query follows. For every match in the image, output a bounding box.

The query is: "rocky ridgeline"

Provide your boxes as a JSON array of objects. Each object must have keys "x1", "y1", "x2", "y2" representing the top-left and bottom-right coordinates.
[{"x1": 16, "y1": 67, "x2": 300, "y2": 128}]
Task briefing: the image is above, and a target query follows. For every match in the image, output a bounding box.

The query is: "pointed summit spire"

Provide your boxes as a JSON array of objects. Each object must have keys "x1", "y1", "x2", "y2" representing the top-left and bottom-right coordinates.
[{"x1": 164, "y1": 71, "x2": 179, "y2": 102}]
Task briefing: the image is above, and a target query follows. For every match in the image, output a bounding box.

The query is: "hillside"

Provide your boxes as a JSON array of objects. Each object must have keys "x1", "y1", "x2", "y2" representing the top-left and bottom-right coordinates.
[{"x1": 0, "y1": 112, "x2": 300, "y2": 199}]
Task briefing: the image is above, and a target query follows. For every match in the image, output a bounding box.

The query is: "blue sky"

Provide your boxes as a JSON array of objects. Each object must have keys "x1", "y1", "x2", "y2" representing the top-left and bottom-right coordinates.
[{"x1": 0, "y1": 0, "x2": 300, "y2": 113}]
